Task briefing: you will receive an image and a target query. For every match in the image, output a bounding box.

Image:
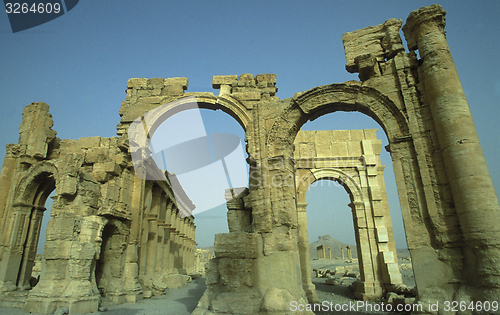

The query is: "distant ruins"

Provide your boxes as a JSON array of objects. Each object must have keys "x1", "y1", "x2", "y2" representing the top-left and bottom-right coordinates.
[{"x1": 0, "y1": 4, "x2": 499, "y2": 315}]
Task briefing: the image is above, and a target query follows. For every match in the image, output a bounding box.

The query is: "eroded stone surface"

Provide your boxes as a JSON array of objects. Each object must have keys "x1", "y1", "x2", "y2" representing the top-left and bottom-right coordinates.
[{"x1": 1, "y1": 4, "x2": 499, "y2": 315}]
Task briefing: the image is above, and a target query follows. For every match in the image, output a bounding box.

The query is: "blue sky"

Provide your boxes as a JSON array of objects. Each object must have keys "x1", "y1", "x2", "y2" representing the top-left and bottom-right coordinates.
[{"x1": 1, "y1": 1, "x2": 499, "y2": 250}]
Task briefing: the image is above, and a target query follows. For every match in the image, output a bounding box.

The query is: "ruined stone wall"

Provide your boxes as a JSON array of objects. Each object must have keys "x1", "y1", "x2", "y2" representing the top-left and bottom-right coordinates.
[{"x1": 0, "y1": 102, "x2": 197, "y2": 314}]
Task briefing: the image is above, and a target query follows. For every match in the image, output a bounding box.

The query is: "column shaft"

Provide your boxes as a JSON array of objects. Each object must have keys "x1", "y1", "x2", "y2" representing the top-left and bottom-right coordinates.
[{"x1": 404, "y1": 5, "x2": 500, "y2": 290}]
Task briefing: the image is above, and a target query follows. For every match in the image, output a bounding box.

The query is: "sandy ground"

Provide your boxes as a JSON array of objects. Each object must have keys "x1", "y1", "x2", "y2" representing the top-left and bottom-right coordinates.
[
  {"x1": 308, "y1": 257, "x2": 415, "y2": 315},
  {"x1": 0, "y1": 278, "x2": 206, "y2": 315},
  {"x1": 0, "y1": 255, "x2": 415, "y2": 315}
]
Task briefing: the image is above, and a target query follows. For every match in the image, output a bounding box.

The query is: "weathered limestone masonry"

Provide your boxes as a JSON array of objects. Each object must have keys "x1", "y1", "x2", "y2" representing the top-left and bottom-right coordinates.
[
  {"x1": 294, "y1": 129, "x2": 403, "y2": 301},
  {"x1": 0, "y1": 102, "x2": 197, "y2": 313},
  {"x1": 194, "y1": 249, "x2": 212, "y2": 276},
  {"x1": 190, "y1": 4, "x2": 500, "y2": 315},
  {"x1": 0, "y1": 4, "x2": 497, "y2": 315}
]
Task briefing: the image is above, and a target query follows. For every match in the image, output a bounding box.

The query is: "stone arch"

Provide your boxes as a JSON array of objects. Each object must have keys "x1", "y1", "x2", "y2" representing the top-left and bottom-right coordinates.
[
  {"x1": 296, "y1": 165, "x2": 402, "y2": 300},
  {"x1": 128, "y1": 94, "x2": 251, "y2": 182},
  {"x1": 94, "y1": 217, "x2": 130, "y2": 303},
  {"x1": 269, "y1": 86, "x2": 411, "y2": 300},
  {"x1": 296, "y1": 168, "x2": 363, "y2": 204},
  {"x1": 266, "y1": 83, "x2": 409, "y2": 155},
  {"x1": 9, "y1": 161, "x2": 58, "y2": 289},
  {"x1": 140, "y1": 94, "x2": 250, "y2": 139},
  {"x1": 13, "y1": 161, "x2": 59, "y2": 207}
]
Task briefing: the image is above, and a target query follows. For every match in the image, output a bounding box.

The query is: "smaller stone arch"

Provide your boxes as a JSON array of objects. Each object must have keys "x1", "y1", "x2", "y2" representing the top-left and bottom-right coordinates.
[
  {"x1": 297, "y1": 168, "x2": 364, "y2": 204},
  {"x1": 13, "y1": 161, "x2": 59, "y2": 207},
  {"x1": 5, "y1": 161, "x2": 59, "y2": 290},
  {"x1": 94, "y1": 217, "x2": 130, "y2": 304},
  {"x1": 294, "y1": 129, "x2": 403, "y2": 300}
]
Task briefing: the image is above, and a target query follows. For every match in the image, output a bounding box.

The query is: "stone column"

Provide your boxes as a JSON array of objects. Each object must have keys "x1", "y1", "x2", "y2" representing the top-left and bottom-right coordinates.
[
  {"x1": 173, "y1": 212, "x2": 181, "y2": 272},
  {"x1": 155, "y1": 192, "x2": 167, "y2": 276},
  {"x1": 297, "y1": 202, "x2": 319, "y2": 303},
  {"x1": 0, "y1": 203, "x2": 33, "y2": 290},
  {"x1": 145, "y1": 213, "x2": 157, "y2": 278},
  {"x1": 123, "y1": 173, "x2": 143, "y2": 302},
  {"x1": 0, "y1": 144, "x2": 19, "y2": 224},
  {"x1": 155, "y1": 220, "x2": 164, "y2": 276},
  {"x1": 168, "y1": 209, "x2": 176, "y2": 273},
  {"x1": 162, "y1": 203, "x2": 173, "y2": 274},
  {"x1": 18, "y1": 207, "x2": 45, "y2": 289},
  {"x1": 404, "y1": 4, "x2": 500, "y2": 295},
  {"x1": 179, "y1": 218, "x2": 187, "y2": 274},
  {"x1": 188, "y1": 221, "x2": 196, "y2": 274},
  {"x1": 138, "y1": 184, "x2": 152, "y2": 278}
]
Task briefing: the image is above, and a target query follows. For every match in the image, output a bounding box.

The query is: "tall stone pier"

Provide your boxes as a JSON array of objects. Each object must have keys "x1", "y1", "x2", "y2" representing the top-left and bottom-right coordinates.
[{"x1": 403, "y1": 4, "x2": 500, "y2": 302}]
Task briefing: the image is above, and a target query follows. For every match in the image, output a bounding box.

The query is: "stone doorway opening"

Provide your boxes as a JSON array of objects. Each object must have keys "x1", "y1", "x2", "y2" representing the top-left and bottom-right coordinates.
[
  {"x1": 15, "y1": 172, "x2": 56, "y2": 291},
  {"x1": 95, "y1": 219, "x2": 129, "y2": 304},
  {"x1": 294, "y1": 126, "x2": 406, "y2": 300}
]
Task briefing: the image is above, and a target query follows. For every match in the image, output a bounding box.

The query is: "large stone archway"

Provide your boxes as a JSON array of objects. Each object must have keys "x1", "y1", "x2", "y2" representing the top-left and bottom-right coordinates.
[
  {"x1": 0, "y1": 160, "x2": 58, "y2": 292},
  {"x1": 193, "y1": 5, "x2": 500, "y2": 314},
  {"x1": 0, "y1": 4, "x2": 499, "y2": 315}
]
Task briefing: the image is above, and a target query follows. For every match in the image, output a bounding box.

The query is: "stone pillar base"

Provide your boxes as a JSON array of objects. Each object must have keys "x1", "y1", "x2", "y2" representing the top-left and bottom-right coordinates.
[
  {"x1": 352, "y1": 281, "x2": 384, "y2": 301},
  {"x1": 126, "y1": 291, "x2": 143, "y2": 303},
  {"x1": 23, "y1": 296, "x2": 99, "y2": 315},
  {"x1": 303, "y1": 282, "x2": 319, "y2": 303},
  {"x1": 0, "y1": 281, "x2": 17, "y2": 292}
]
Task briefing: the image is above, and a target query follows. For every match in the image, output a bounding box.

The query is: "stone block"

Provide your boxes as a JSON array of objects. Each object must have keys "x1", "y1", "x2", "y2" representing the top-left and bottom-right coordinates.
[
  {"x1": 92, "y1": 163, "x2": 110, "y2": 183},
  {"x1": 262, "y1": 231, "x2": 295, "y2": 256},
  {"x1": 255, "y1": 73, "x2": 277, "y2": 84},
  {"x1": 227, "y1": 210, "x2": 252, "y2": 232},
  {"x1": 331, "y1": 130, "x2": 350, "y2": 142},
  {"x1": 363, "y1": 129, "x2": 378, "y2": 140},
  {"x1": 152, "y1": 279, "x2": 168, "y2": 295},
  {"x1": 331, "y1": 142, "x2": 348, "y2": 156},
  {"x1": 59, "y1": 175, "x2": 78, "y2": 196},
  {"x1": 214, "y1": 232, "x2": 262, "y2": 259},
  {"x1": 218, "y1": 258, "x2": 253, "y2": 289},
  {"x1": 139, "y1": 96, "x2": 164, "y2": 104},
  {"x1": 370, "y1": 186, "x2": 382, "y2": 201},
  {"x1": 84, "y1": 147, "x2": 109, "y2": 164},
  {"x1": 211, "y1": 292, "x2": 261, "y2": 314},
  {"x1": 105, "y1": 161, "x2": 121, "y2": 176},
  {"x1": 212, "y1": 75, "x2": 238, "y2": 89},
  {"x1": 205, "y1": 259, "x2": 220, "y2": 285},
  {"x1": 347, "y1": 141, "x2": 362, "y2": 156},
  {"x1": 382, "y1": 251, "x2": 396, "y2": 264},
  {"x1": 161, "y1": 85, "x2": 184, "y2": 96},
  {"x1": 231, "y1": 91, "x2": 261, "y2": 101},
  {"x1": 76, "y1": 136, "x2": 101, "y2": 149},
  {"x1": 261, "y1": 287, "x2": 294, "y2": 312},
  {"x1": 164, "y1": 77, "x2": 189, "y2": 89},
  {"x1": 127, "y1": 78, "x2": 148, "y2": 88},
  {"x1": 113, "y1": 153, "x2": 129, "y2": 166},
  {"x1": 45, "y1": 216, "x2": 75, "y2": 241},
  {"x1": 299, "y1": 143, "x2": 316, "y2": 158},
  {"x1": 147, "y1": 78, "x2": 164, "y2": 87},
  {"x1": 376, "y1": 227, "x2": 389, "y2": 243},
  {"x1": 44, "y1": 241, "x2": 71, "y2": 259}
]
